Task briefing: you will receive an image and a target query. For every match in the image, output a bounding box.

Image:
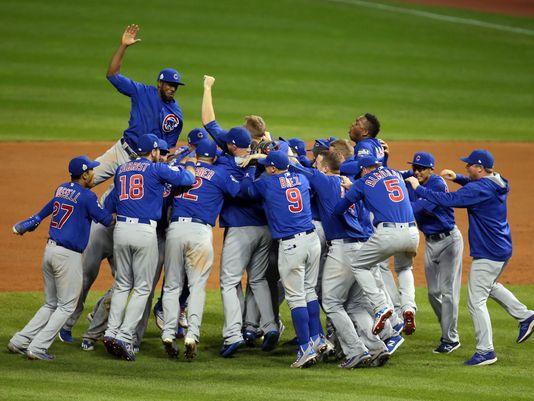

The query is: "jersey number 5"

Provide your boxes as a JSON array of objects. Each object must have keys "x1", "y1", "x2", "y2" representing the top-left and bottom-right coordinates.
[
  {"x1": 50, "y1": 202, "x2": 74, "y2": 229},
  {"x1": 384, "y1": 178, "x2": 404, "y2": 203},
  {"x1": 119, "y1": 174, "x2": 144, "y2": 200},
  {"x1": 286, "y1": 188, "x2": 303, "y2": 213}
]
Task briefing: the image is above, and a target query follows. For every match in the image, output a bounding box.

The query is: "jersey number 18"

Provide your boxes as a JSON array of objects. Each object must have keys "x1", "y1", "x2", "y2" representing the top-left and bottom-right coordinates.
[{"x1": 119, "y1": 174, "x2": 144, "y2": 201}]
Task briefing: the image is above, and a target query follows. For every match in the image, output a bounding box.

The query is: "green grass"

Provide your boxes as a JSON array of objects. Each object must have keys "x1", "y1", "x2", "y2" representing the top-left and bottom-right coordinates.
[
  {"x1": 1, "y1": 287, "x2": 533, "y2": 401},
  {"x1": 0, "y1": 0, "x2": 533, "y2": 142}
]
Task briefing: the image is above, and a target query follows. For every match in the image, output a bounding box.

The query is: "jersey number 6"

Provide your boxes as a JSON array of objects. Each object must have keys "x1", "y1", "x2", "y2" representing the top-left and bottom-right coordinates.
[
  {"x1": 119, "y1": 174, "x2": 145, "y2": 200},
  {"x1": 286, "y1": 188, "x2": 303, "y2": 213},
  {"x1": 384, "y1": 178, "x2": 404, "y2": 203}
]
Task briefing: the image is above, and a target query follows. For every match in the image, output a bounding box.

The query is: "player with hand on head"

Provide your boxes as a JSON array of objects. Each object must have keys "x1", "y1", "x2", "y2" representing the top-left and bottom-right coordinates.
[
  {"x1": 102, "y1": 134, "x2": 195, "y2": 361},
  {"x1": 403, "y1": 152, "x2": 463, "y2": 353},
  {"x1": 94, "y1": 24, "x2": 185, "y2": 185},
  {"x1": 9, "y1": 157, "x2": 113, "y2": 360},
  {"x1": 406, "y1": 150, "x2": 534, "y2": 366}
]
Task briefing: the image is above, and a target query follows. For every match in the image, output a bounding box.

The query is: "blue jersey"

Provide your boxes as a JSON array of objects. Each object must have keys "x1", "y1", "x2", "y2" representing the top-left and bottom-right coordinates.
[
  {"x1": 401, "y1": 172, "x2": 456, "y2": 235},
  {"x1": 310, "y1": 190, "x2": 321, "y2": 221},
  {"x1": 36, "y1": 182, "x2": 113, "y2": 253},
  {"x1": 204, "y1": 120, "x2": 230, "y2": 153},
  {"x1": 336, "y1": 167, "x2": 415, "y2": 225},
  {"x1": 171, "y1": 162, "x2": 241, "y2": 226},
  {"x1": 307, "y1": 169, "x2": 369, "y2": 241},
  {"x1": 248, "y1": 171, "x2": 314, "y2": 239},
  {"x1": 354, "y1": 138, "x2": 388, "y2": 166},
  {"x1": 113, "y1": 158, "x2": 195, "y2": 222},
  {"x1": 415, "y1": 173, "x2": 512, "y2": 262},
  {"x1": 108, "y1": 73, "x2": 183, "y2": 149}
]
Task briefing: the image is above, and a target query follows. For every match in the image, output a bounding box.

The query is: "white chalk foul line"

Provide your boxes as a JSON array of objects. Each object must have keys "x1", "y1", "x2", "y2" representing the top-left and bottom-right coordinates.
[{"x1": 326, "y1": 0, "x2": 534, "y2": 36}]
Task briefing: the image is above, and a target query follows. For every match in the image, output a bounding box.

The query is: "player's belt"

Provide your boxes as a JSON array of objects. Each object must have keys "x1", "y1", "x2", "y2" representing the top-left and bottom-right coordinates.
[
  {"x1": 47, "y1": 239, "x2": 82, "y2": 254},
  {"x1": 279, "y1": 229, "x2": 315, "y2": 241},
  {"x1": 171, "y1": 217, "x2": 209, "y2": 226},
  {"x1": 425, "y1": 230, "x2": 452, "y2": 242},
  {"x1": 326, "y1": 238, "x2": 365, "y2": 246},
  {"x1": 378, "y1": 222, "x2": 417, "y2": 229},
  {"x1": 120, "y1": 138, "x2": 139, "y2": 159},
  {"x1": 117, "y1": 215, "x2": 157, "y2": 227}
]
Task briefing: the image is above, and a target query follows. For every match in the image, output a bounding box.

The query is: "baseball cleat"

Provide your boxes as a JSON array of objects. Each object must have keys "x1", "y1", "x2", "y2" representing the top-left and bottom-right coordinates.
[
  {"x1": 178, "y1": 308, "x2": 189, "y2": 328},
  {"x1": 153, "y1": 301, "x2": 164, "y2": 331},
  {"x1": 517, "y1": 314, "x2": 534, "y2": 343},
  {"x1": 385, "y1": 335, "x2": 405, "y2": 354},
  {"x1": 372, "y1": 307, "x2": 393, "y2": 335},
  {"x1": 243, "y1": 330, "x2": 258, "y2": 347},
  {"x1": 311, "y1": 334, "x2": 334, "y2": 357},
  {"x1": 290, "y1": 343, "x2": 318, "y2": 368},
  {"x1": 220, "y1": 340, "x2": 244, "y2": 358},
  {"x1": 103, "y1": 336, "x2": 120, "y2": 357},
  {"x1": 86, "y1": 312, "x2": 94, "y2": 323},
  {"x1": 115, "y1": 339, "x2": 136, "y2": 361},
  {"x1": 184, "y1": 338, "x2": 198, "y2": 361},
  {"x1": 26, "y1": 349, "x2": 55, "y2": 361},
  {"x1": 162, "y1": 338, "x2": 179, "y2": 359},
  {"x1": 58, "y1": 328, "x2": 74, "y2": 344},
  {"x1": 261, "y1": 330, "x2": 280, "y2": 352},
  {"x1": 176, "y1": 326, "x2": 186, "y2": 339},
  {"x1": 7, "y1": 342, "x2": 27, "y2": 355},
  {"x1": 433, "y1": 341, "x2": 461, "y2": 354},
  {"x1": 402, "y1": 310, "x2": 416, "y2": 335},
  {"x1": 369, "y1": 349, "x2": 391, "y2": 367},
  {"x1": 392, "y1": 321, "x2": 405, "y2": 336},
  {"x1": 81, "y1": 339, "x2": 95, "y2": 352},
  {"x1": 339, "y1": 352, "x2": 372, "y2": 369},
  {"x1": 465, "y1": 351, "x2": 497, "y2": 366},
  {"x1": 278, "y1": 319, "x2": 286, "y2": 342}
]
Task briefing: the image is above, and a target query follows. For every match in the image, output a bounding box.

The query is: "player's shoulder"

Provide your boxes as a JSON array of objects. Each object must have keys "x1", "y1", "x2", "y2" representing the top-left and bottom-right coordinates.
[{"x1": 427, "y1": 174, "x2": 447, "y2": 189}]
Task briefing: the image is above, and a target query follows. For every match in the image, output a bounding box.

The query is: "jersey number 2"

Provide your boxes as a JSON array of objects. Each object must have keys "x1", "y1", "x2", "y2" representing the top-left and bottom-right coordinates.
[
  {"x1": 119, "y1": 174, "x2": 144, "y2": 200},
  {"x1": 50, "y1": 202, "x2": 74, "y2": 229},
  {"x1": 384, "y1": 178, "x2": 404, "y2": 203},
  {"x1": 286, "y1": 188, "x2": 303, "y2": 213},
  {"x1": 176, "y1": 177, "x2": 203, "y2": 201}
]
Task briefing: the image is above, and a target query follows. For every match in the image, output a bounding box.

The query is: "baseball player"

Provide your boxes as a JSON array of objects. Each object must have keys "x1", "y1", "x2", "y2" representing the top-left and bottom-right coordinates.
[
  {"x1": 406, "y1": 149, "x2": 534, "y2": 366},
  {"x1": 334, "y1": 156, "x2": 420, "y2": 335},
  {"x1": 8, "y1": 156, "x2": 113, "y2": 360},
  {"x1": 202, "y1": 76, "x2": 279, "y2": 357},
  {"x1": 403, "y1": 152, "x2": 464, "y2": 353},
  {"x1": 161, "y1": 139, "x2": 245, "y2": 360},
  {"x1": 94, "y1": 24, "x2": 185, "y2": 185},
  {"x1": 103, "y1": 134, "x2": 195, "y2": 361}
]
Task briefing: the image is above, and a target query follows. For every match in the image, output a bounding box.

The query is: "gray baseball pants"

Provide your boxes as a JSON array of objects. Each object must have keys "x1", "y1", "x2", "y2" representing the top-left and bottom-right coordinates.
[
  {"x1": 220, "y1": 226, "x2": 277, "y2": 345},
  {"x1": 425, "y1": 227, "x2": 463, "y2": 343},
  {"x1": 468, "y1": 258, "x2": 533, "y2": 353},
  {"x1": 378, "y1": 260, "x2": 402, "y2": 317},
  {"x1": 313, "y1": 220, "x2": 328, "y2": 301},
  {"x1": 11, "y1": 242, "x2": 82, "y2": 353},
  {"x1": 105, "y1": 221, "x2": 159, "y2": 343},
  {"x1": 93, "y1": 139, "x2": 133, "y2": 186},
  {"x1": 162, "y1": 221, "x2": 213, "y2": 342}
]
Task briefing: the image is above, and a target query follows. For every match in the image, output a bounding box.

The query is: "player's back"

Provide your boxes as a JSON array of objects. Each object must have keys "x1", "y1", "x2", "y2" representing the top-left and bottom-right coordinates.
[{"x1": 354, "y1": 138, "x2": 386, "y2": 164}]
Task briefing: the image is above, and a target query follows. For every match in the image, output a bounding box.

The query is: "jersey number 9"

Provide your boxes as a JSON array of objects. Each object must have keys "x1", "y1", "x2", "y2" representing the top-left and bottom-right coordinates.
[
  {"x1": 119, "y1": 174, "x2": 145, "y2": 200},
  {"x1": 286, "y1": 188, "x2": 303, "y2": 213}
]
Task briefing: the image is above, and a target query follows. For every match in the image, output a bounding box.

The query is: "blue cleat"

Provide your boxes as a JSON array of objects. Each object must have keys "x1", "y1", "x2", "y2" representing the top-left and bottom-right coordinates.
[
  {"x1": 517, "y1": 314, "x2": 534, "y2": 343},
  {"x1": 291, "y1": 342, "x2": 318, "y2": 368},
  {"x1": 115, "y1": 339, "x2": 136, "y2": 361},
  {"x1": 465, "y1": 351, "x2": 497, "y2": 366},
  {"x1": 27, "y1": 349, "x2": 55, "y2": 361},
  {"x1": 220, "y1": 340, "x2": 244, "y2": 358},
  {"x1": 261, "y1": 330, "x2": 280, "y2": 352},
  {"x1": 339, "y1": 351, "x2": 372, "y2": 369},
  {"x1": 385, "y1": 335, "x2": 405, "y2": 354},
  {"x1": 433, "y1": 341, "x2": 461, "y2": 354},
  {"x1": 103, "y1": 336, "x2": 119, "y2": 357},
  {"x1": 58, "y1": 328, "x2": 74, "y2": 344},
  {"x1": 392, "y1": 321, "x2": 405, "y2": 335},
  {"x1": 243, "y1": 330, "x2": 258, "y2": 347},
  {"x1": 81, "y1": 339, "x2": 95, "y2": 351}
]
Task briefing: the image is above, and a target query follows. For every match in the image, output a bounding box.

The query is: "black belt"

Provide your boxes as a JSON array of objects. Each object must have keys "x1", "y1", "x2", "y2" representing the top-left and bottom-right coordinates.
[
  {"x1": 280, "y1": 229, "x2": 315, "y2": 241},
  {"x1": 47, "y1": 239, "x2": 82, "y2": 254},
  {"x1": 378, "y1": 222, "x2": 417, "y2": 228},
  {"x1": 117, "y1": 215, "x2": 155, "y2": 225},
  {"x1": 121, "y1": 138, "x2": 138, "y2": 159},
  {"x1": 327, "y1": 238, "x2": 365, "y2": 246},
  {"x1": 425, "y1": 230, "x2": 452, "y2": 242},
  {"x1": 171, "y1": 217, "x2": 208, "y2": 225}
]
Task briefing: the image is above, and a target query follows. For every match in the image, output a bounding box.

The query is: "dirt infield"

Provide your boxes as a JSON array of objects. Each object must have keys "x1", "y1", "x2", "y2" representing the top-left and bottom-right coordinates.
[
  {"x1": 0, "y1": 141, "x2": 532, "y2": 292},
  {"x1": 400, "y1": 0, "x2": 534, "y2": 17}
]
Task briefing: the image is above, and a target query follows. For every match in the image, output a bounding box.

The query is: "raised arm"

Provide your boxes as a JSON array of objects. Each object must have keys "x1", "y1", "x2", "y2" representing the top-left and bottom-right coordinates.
[
  {"x1": 107, "y1": 24, "x2": 141, "y2": 77},
  {"x1": 202, "y1": 75, "x2": 216, "y2": 125}
]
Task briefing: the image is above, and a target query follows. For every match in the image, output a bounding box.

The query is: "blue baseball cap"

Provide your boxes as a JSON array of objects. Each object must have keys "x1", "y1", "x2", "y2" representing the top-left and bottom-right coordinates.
[
  {"x1": 357, "y1": 156, "x2": 382, "y2": 169},
  {"x1": 226, "y1": 127, "x2": 252, "y2": 149},
  {"x1": 288, "y1": 138, "x2": 307, "y2": 156},
  {"x1": 69, "y1": 155, "x2": 100, "y2": 177},
  {"x1": 461, "y1": 149, "x2": 494, "y2": 169},
  {"x1": 188, "y1": 128, "x2": 208, "y2": 145},
  {"x1": 158, "y1": 138, "x2": 169, "y2": 152},
  {"x1": 408, "y1": 152, "x2": 435, "y2": 169},
  {"x1": 308, "y1": 136, "x2": 337, "y2": 151},
  {"x1": 137, "y1": 134, "x2": 160, "y2": 153},
  {"x1": 258, "y1": 150, "x2": 290, "y2": 170},
  {"x1": 158, "y1": 68, "x2": 185, "y2": 85},
  {"x1": 195, "y1": 139, "x2": 218, "y2": 158}
]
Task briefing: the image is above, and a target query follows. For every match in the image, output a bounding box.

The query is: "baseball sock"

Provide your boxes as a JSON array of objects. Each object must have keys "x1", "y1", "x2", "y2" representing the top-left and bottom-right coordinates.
[
  {"x1": 291, "y1": 307, "x2": 310, "y2": 347},
  {"x1": 307, "y1": 300, "x2": 323, "y2": 338}
]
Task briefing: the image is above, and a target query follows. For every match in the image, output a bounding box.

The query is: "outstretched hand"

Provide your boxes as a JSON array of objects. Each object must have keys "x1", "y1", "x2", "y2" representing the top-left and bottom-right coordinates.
[
  {"x1": 440, "y1": 169, "x2": 457, "y2": 181},
  {"x1": 122, "y1": 24, "x2": 141, "y2": 46}
]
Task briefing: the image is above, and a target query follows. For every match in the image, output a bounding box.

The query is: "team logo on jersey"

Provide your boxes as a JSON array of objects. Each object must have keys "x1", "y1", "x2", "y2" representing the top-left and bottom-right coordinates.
[
  {"x1": 162, "y1": 114, "x2": 180, "y2": 133},
  {"x1": 357, "y1": 149, "x2": 370, "y2": 156}
]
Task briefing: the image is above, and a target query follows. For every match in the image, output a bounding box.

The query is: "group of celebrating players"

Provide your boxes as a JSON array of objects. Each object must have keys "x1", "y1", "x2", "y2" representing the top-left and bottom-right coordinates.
[{"x1": 7, "y1": 25, "x2": 534, "y2": 369}]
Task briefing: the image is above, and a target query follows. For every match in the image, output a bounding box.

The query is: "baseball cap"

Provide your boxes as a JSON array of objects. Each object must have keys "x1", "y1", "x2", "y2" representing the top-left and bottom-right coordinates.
[
  {"x1": 137, "y1": 134, "x2": 160, "y2": 153},
  {"x1": 225, "y1": 127, "x2": 252, "y2": 149},
  {"x1": 258, "y1": 150, "x2": 290, "y2": 170},
  {"x1": 408, "y1": 152, "x2": 435, "y2": 169},
  {"x1": 158, "y1": 68, "x2": 185, "y2": 86},
  {"x1": 307, "y1": 136, "x2": 337, "y2": 152},
  {"x1": 288, "y1": 138, "x2": 307, "y2": 156},
  {"x1": 195, "y1": 139, "x2": 218, "y2": 158},
  {"x1": 460, "y1": 149, "x2": 494, "y2": 169},
  {"x1": 158, "y1": 138, "x2": 169, "y2": 153},
  {"x1": 188, "y1": 128, "x2": 208, "y2": 145},
  {"x1": 69, "y1": 155, "x2": 100, "y2": 177},
  {"x1": 357, "y1": 156, "x2": 382, "y2": 169}
]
